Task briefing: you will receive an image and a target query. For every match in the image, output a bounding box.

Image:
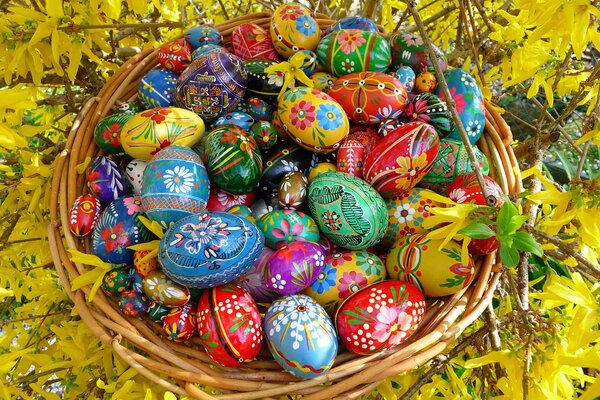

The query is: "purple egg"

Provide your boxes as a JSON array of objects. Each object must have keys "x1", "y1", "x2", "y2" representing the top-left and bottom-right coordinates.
[
  {"x1": 265, "y1": 241, "x2": 325, "y2": 295},
  {"x1": 235, "y1": 247, "x2": 279, "y2": 303},
  {"x1": 86, "y1": 156, "x2": 128, "y2": 204}
]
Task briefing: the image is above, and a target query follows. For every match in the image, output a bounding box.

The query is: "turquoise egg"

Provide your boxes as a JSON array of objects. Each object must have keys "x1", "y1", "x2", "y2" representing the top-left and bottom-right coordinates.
[
  {"x1": 213, "y1": 112, "x2": 254, "y2": 130},
  {"x1": 191, "y1": 44, "x2": 227, "y2": 60},
  {"x1": 186, "y1": 25, "x2": 223, "y2": 50},
  {"x1": 138, "y1": 68, "x2": 178, "y2": 109},
  {"x1": 394, "y1": 66, "x2": 416, "y2": 92},
  {"x1": 257, "y1": 209, "x2": 320, "y2": 249}
]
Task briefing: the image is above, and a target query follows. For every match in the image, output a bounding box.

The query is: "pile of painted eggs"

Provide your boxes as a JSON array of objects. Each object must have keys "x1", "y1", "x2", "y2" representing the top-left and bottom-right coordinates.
[{"x1": 70, "y1": 4, "x2": 503, "y2": 379}]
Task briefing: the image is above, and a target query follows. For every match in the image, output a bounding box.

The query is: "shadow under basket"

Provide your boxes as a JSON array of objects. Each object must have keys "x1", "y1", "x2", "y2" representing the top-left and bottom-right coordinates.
[{"x1": 49, "y1": 12, "x2": 524, "y2": 400}]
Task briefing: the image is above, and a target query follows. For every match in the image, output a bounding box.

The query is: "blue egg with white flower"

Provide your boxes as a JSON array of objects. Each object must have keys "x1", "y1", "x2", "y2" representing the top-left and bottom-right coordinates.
[
  {"x1": 393, "y1": 66, "x2": 416, "y2": 92},
  {"x1": 264, "y1": 294, "x2": 338, "y2": 378},
  {"x1": 213, "y1": 112, "x2": 254, "y2": 131},
  {"x1": 291, "y1": 50, "x2": 318, "y2": 77},
  {"x1": 159, "y1": 212, "x2": 264, "y2": 288},
  {"x1": 141, "y1": 145, "x2": 210, "y2": 228},
  {"x1": 186, "y1": 25, "x2": 223, "y2": 50},
  {"x1": 191, "y1": 44, "x2": 227, "y2": 60},
  {"x1": 138, "y1": 69, "x2": 178, "y2": 109},
  {"x1": 128, "y1": 267, "x2": 144, "y2": 293},
  {"x1": 325, "y1": 16, "x2": 379, "y2": 34},
  {"x1": 435, "y1": 68, "x2": 485, "y2": 143}
]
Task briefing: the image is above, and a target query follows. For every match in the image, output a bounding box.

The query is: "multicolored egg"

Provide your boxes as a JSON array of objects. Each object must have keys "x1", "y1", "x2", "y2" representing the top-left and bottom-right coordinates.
[
  {"x1": 250, "y1": 121, "x2": 278, "y2": 150},
  {"x1": 102, "y1": 268, "x2": 131, "y2": 296},
  {"x1": 159, "y1": 212, "x2": 264, "y2": 288},
  {"x1": 142, "y1": 270, "x2": 191, "y2": 307},
  {"x1": 329, "y1": 72, "x2": 408, "y2": 125},
  {"x1": 157, "y1": 38, "x2": 192, "y2": 73},
  {"x1": 381, "y1": 188, "x2": 442, "y2": 247},
  {"x1": 191, "y1": 44, "x2": 226, "y2": 60},
  {"x1": 125, "y1": 159, "x2": 147, "y2": 195},
  {"x1": 245, "y1": 97, "x2": 273, "y2": 121},
  {"x1": 259, "y1": 140, "x2": 315, "y2": 196},
  {"x1": 94, "y1": 113, "x2": 134, "y2": 155},
  {"x1": 386, "y1": 234, "x2": 475, "y2": 296},
  {"x1": 129, "y1": 267, "x2": 144, "y2": 293},
  {"x1": 337, "y1": 139, "x2": 366, "y2": 178},
  {"x1": 308, "y1": 171, "x2": 388, "y2": 250},
  {"x1": 303, "y1": 250, "x2": 386, "y2": 314},
  {"x1": 378, "y1": 118, "x2": 404, "y2": 137},
  {"x1": 119, "y1": 290, "x2": 149, "y2": 317},
  {"x1": 294, "y1": 50, "x2": 318, "y2": 76},
  {"x1": 234, "y1": 247, "x2": 279, "y2": 302},
  {"x1": 163, "y1": 303, "x2": 197, "y2": 342},
  {"x1": 415, "y1": 71, "x2": 437, "y2": 93},
  {"x1": 311, "y1": 71, "x2": 335, "y2": 91},
  {"x1": 91, "y1": 195, "x2": 154, "y2": 266},
  {"x1": 278, "y1": 171, "x2": 308, "y2": 209},
  {"x1": 388, "y1": 32, "x2": 447, "y2": 73},
  {"x1": 133, "y1": 249, "x2": 159, "y2": 278},
  {"x1": 69, "y1": 194, "x2": 102, "y2": 237},
  {"x1": 317, "y1": 29, "x2": 391, "y2": 76},
  {"x1": 120, "y1": 107, "x2": 205, "y2": 160},
  {"x1": 213, "y1": 112, "x2": 254, "y2": 130},
  {"x1": 403, "y1": 92, "x2": 450, "y2": 135},
  {"x1": 393, "y1": 66, "x2": 416, "y2": 92},
  {"x1": 308, "y1": 162, "x2": 336, "y2": 184},
  {"x1": 278, "y1": 87, "x2": 349, "y2": 153},
  {"x1": 257, "y1": 209, "x2": 319, "y2": 249},
  {"x1": 447, "y1": 172, "x2": 504, "y2": 205},
  {"x1": 141, "y1": 145, "x2": 210, "y2": 228},
  {"x1": 86, "y1": 157, "x2": 128, "y2": 204},
  {"x1": 138, "y1": 69, "x2": 178, "y2": 109},
  {"x1": 335, "y1": 280, "x2": 426, "y2": 355},
  {"x1": 265, "y1": 241, "x2": 325, "y2": 295},
  {"x1": 325, "y1": 16, "x2": 379, "y2": 33},
  {"x1": 147, "y1": 301, "x2": 171, "y2": 322},
  {"x1": 245, "y1": 58, "x2": 283, "y2": 99},
  {"x1": 363, "y1": 121, "x2": 440, "y2": 198},
  {"x1": 203, "y1": 125, "x2": 262, "y2": 195},
  {"x1": 347, "y1": 124, "x2": 380, "y2": 152},
  {"x1": 232, "y1": 23, "x2": 280, "y2": 61},
  {"x1": 270, "y1": 3, "x2": 321, "y2": 58},
  {"x1": 174, "y1": 52, "x2": 248, "y2": 122},
  {"x1": 186, "y1": 25, "x2": 223, "y2": 49},
  {"x1": 226, "y1": 204, "x2": 255, "y2": 223},
  {"x1": 197, "y1": 283, "x2": 263, "y2": 367},
  {"x1": 265, "y1": 294, "x2": 338, "y2": 378},
  {"x1": 435, "y1": 68, "x2": 485, "y2": 143},
  {"x1": 206, "y1": 186, "x2": 256, "y2": 212}
]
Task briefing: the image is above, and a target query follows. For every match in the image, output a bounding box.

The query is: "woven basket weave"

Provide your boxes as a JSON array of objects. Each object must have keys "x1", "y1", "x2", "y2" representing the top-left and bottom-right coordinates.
[{"x1": 49, "y1": 12, "x2": 523, "y2": 400}]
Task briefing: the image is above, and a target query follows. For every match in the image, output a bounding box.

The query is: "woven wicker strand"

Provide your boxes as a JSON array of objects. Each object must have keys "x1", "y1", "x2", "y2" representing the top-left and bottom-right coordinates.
[{"x1": 48, "y1": 12, "x2": 522, "y2": 400}]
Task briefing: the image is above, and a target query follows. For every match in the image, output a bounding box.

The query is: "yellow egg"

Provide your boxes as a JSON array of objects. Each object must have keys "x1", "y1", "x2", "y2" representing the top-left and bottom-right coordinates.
[
  {"x1": 120, "y1": 107, "x2": 205, "y2": 160},
  {"x1": 311, "y1": 72, "x2": 335, "y2": 91},
  {"x1": 270, "y1": 3, "x2": 321, "y2": 58},
  {"x1": 308, "y1": 162, "x2": 337, "y2": 183},
  {"x1": 386, "y1": 233, "x2": 475, "y2": 297},
  {"x1": 278, "y1": 87, "x2": 349, "y2": 153}
]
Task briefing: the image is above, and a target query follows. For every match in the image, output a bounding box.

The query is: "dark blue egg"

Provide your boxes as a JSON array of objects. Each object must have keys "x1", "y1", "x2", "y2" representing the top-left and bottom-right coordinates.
[
  {"x1": 293, "y1": 50, "x2": 318, "y2": 77},
  {"x1": 118, "y1": 290, "x2": 149, "y2": 317},
  {"x1": 86, "y1": 156, "x2": 128, "y2": 204},
  {"x1": 186, "y1": 26, "x2": 223, "y2": 50},
  {"x1": 213, "y1": 112, "x2": 254, "y2": 130},
  {"x1": 128, "y1": 267, "x2": 145, "y2": 293},
  {"x1": 325, "y1": 16, "x2": 379, "y2": 34},
  {"x1": 91, "y1": 196, "x2": 154, "y2": 266},
  {"x1": 138, "y1": 69, "x2": 178, "y2": 109},
  {"x1": 245, "y1": 97, "x2": 272, "y2": 121},
  {"x1": 191, "y1": 44, "x2": 227, "y2": 60}
]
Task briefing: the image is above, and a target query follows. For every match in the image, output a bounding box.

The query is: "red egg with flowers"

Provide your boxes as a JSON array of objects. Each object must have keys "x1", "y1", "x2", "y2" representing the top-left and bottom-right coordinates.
[
  {"x1": 69, "y1": 194, "x2": 102, "y2": 237},
  {"x1": 157, "y1": 38, "x2": 192, "y2": 73}
]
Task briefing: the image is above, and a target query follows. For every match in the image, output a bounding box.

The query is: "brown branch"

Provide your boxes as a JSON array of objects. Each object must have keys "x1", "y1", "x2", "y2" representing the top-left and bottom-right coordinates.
[
  {"x1": 59, "y1": 21, "x2": 185, "y2": 33},
  {"x1": 404, "y1": 4, "x2": 457, "y2": 33},
  {"x1": 513, "y1": 130, "x2": 560, "y2": 160}
]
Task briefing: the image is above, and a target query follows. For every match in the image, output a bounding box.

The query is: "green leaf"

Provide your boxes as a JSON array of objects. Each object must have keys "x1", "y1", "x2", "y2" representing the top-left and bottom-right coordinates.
[
  {"x1": 496, "y1": 201, "x2": 516, "y2": 232},
  {"x1": 508, "y1": 215, "x2": 530, "y2": 233},
  {"x1": 512, "y1": 231, "x2": 543, "y2": 257},
  {"x1": 499, "y1": 243, "x2": 520, "y2": 268},
  {"x1": 458, "y1": 223, "x2": 496, "y2": 239}
]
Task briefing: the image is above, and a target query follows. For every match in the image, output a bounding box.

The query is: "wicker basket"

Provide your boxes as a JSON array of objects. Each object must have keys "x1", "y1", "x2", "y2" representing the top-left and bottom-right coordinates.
[{"x1": 49, "y1": 12, "x2": 523, "y2": 400}]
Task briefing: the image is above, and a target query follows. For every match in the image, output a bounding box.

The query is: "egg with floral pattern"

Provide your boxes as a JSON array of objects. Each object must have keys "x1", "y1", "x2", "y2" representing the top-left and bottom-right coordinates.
[
  {"x1": 142, "y1": 270, "x2": 190, "y2": 307},
  {"x1": 147, "y1": 301, "x2": 171, "y2": 322},
  {"x1": 133, "y1": 249, "x2": 159, "y2": 278},
  {"x1": 141, "y1": 145, "x2": 210, "y2": 228},
  {"x1": 197, "y1": 283, "x2": 263, "y2": 367},
  {"x1": 388, "y1": 32, "x2": 447, "y2": 74},
  {"x1": 86, "y1": 156, "x2": 128, "y2": 204},
  {"x1": 245, "y1": 97, "x2": 273, "y2": 121},
  {"x1": 278, "y1": 87, "x2": 349, "y2": 153},
  {"x1": 265, "y1": 241, "x2": 325, "y2": 295},
  {"x1": 446, "y1": 172, "x2": 504, "y2": 206},
  {"x1": 325, "y1": 15, "x2": 379, "y2": 34},
  {"x1": 213, "y1": 112, "x2": 254, "y2": 131},
  {"x1": 206, "y1": 185, "x2": 256, "y2": 212},
  {"x1": 250, "y1": 121, "x2": 278, "y2": 150},
  {"x1": 311, "y1": 71, "x2": 336, "y2": 91},
  {"x1": 259, "y1": 139, "x2": 317, "y2": 196},
  {"x1": 317, "y1": 29, "x2": 391, "y2": 76},
  {"x1": 393, "y1": 66, "x2": 416, "y2": 92},
  {"x1": 270, "y1": 3, "x2": 321, "y2": 58},
  {"x1": 158, "y1": 38, "x2": 192, "y2": 73},
  {"x1": 303, "y1": 250, "x2": 386, "y2": 315},
  {"x1": 119, "y1": 290, "x2": 149, "y2": 317},
  {"x1": 69, "y1": 194, "x2": 102, "y2": 237},
  {"x1": 245, "y1": 58, "x2": 284, "y2": 99},
  {"x1": 138, "y1": 69, "x2": 178, "y2": 109},
  {"x1": 233, "y1": 23, "x2": 281, "y2": 61},
  {"x1": 257, "y1": 209, "x2": 320, "y2": 249},
  {"x1": 102, "y1": 267, "x2": 131, "y2": 296},
  {"x1": 386, "y1": 234, "x2": 475, "y2": 297},
  {"x1": 125, "y1": 159, "x2": 147, "y2": 195},
  {"x1": 402, "y1": 92, "x2": 450, "y2": 135},
  {"x1": 278, "y1": 171, "x2": 308, "y2": 209},
  {"x1": 294, "y1": 49, "x2": 319, "y2": 76},
  {"x1": 94, "y1": 113, "x2": 134, "y2": 155},
  {"x1": 226, "y1": 204, "x2": 255, "y2": 223},
  {"x1": 234, "y1": 247, "x2": 279, "y2": 302},
  {"x1": 335, "y1": 280, "x2": 425, "y2": 355},
  {"x1": 186, "y1": 25, "x2": 223, "y2": 49},
  {"x1": 265, "y1": 294, "x2": 338, "y2": 378},
  {"x1": 163, "y1": 303, "x2": 197, "y2": 342},
  {"x1": 191, "y1": 44, "x2": 227, "y2": 60},
  {"x1": 337, "y1": 139, "x2": 366, "y2": 178}
]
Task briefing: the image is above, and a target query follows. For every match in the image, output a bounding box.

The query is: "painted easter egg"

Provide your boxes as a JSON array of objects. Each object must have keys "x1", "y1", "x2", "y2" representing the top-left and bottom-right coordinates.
[
  {"x1": 245, "y1": 58, "x2": 283, "y2": 99},
  {"x1": 69, "y1": 194, "x2": 102, "y2": 237},
  {"x1": 278, "y1": 171, "x2": 308, "y2": 209},
  {"x1": 378, "y1": 118, "x2": 404, "y2": 137},
  {"x1": 232, "y1": 23, "x2": 280, "y2": 61},
  {"x1": 388, "y1": 32, "x2": 447, "y2": 73},
  {"x1": 129, "y1": 267, "x2": 144, "y2": 293},
  {"x1": 120, "y1": 107, "x2": 205, "y2": 160},
  {"x1": 402, "y1": 92, "x2": 450, "y2": 135},
  {"x1": 203, "y1": 125, "x2": 262, "y2": 195},
  {"x1": 163, "y1": 303, "x2": 197, "y2": 342},
  {"x1": 335, "y1": 280, "x2": 426, "y2": 355},
  {"x1": 325, "y1": 16, "x2": 379, "y2": 34},
  {"x1": 186, "y1": 25, "x2": 223, "y2": 49},
  {"x1": 158, "y1": 38, "x2": 192, "y2": 73},
  {"x1": 308, "y1": 162, "x2": 336, "y2": 184},
  {"x1": 447, "y1": 172, "x2": 504, "y2": 205},
  {"x1": 226, "y1": 204, "x2": 255, "y2": 223},
  {"x1": 114, "y1": 101, "x2": 144, "y2": 114},
  {"x1": 265, "y1": 241, "x2": 325, "y2": 295},
  {"x1": 138, "y1": 69, "x2": 178, "y2": 109},
  {"x1": 381, "y1": 187, "x2": 442, "y2": 248},
  {"x1": 141, "y1": 145, "x2": 210, "y2": 228},
  {"x1": 311, "y1": 71, "x2": 335, "y2": 91},
  {"x1": 278, "y1": 87, "x2": 349, "y2": 153},
  {"x1": 420, "y1": 139, "x2": 490, "y2": 193},
  {"x1": 191, "y1": 44, "x2": 226, "y2": 60},
  {"x1": 92, "y1": 195, "x2": 154, "y2": 266},
  {"x1": 159, "y1": 212, "x2": 264, "y2": 288},
  {"x1": 147, "y1": 301, "x2": 171, "y2": 322},
  {"x1": 415, "y1": 71, "x2": 437, "y2": 93},
  {"x1": 102, "y1": 268, "x2": 131, "y2": 296},
  {"x1": 94, "y1": 113, "x2": 134, "y2": 155},
  {"x1": 270, "y1": 3, "x2": 320, "y2": 58},
  {"x1": 435, "y1": 68, "x2": 485, "y2": 143},
  {"x1": 197, "y1": 283, "x2": 263, "y2": 367},
  {"x1": 244, "y1": 97, "x2": 272, "y2": 121},
  {"x1": 294, "y1": 50, "x2": 319, "y2": 76},
  {"x1": 118, "y1": 290, "x2": 149, "y2": 317},
  {"x1": 386, "y1": 234, "x2": 475, "y2": 297},
  {"x1": 133, "y1": 249, "x2": 159, "y2": 278},
  {"x1": 303, "y1": 250, "x2": 386, "y2": 314},
  {"x1": 336, "y1": 140, "x2": 366, "y2": 178},
  {"x1": 259, "y1": 140, "x2": 316, "y2": 196},
  {"x1": 363, "y1": 121, "x2": 440, "y2": 198},
  {"x1": 250, "y1": 121, "x2": 278, "y2": 150},
  {"x1": 347, "y1": 124, "x2": 380, "y2": 152},
  {"x1": 174, "y1": 52, "x2": 248, "y2": 122},
  {"x1": 265, "y1": 294, "x2": 338, "y2": 378},
  {"x1": 257, "y1": 209, "x2": 319, "y2": 249},
  {"x1": 234, "y1": 247, "x2": 279, "y2": 302},
  {"x1": 142, "y1": 270, "x2": 191, "y2": 307},
  {"x1": 329, "y1": 72, "x2": 408, "y2": 125},
  {"x1": 86, "y1": 156, "x2": 128, "y2": 204},
  {"x1": 124, "y1": 159, "x2": 147, "y2": 195},
  {"x1": 213, "y1": 112, "x2": 254, "y2": 131},
  {"x1": 316, "y1": 29, "x2": 391, "y2": 76},
  {"x1": 393, "y1": 66, "x2": 416, "y2": 92},
  {"x1": 308, "y1": 171, "x2": 388, "y2": 250},
  {"x1": 206, "y1": 186, "x2": 256, "y2": 212}
]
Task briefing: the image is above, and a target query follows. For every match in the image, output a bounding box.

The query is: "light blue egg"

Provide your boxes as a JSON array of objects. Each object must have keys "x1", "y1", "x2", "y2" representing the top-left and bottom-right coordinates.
[
  {"x1": 213, "y1": 112, "x2": 254, "y2": 131},
  {"x1": 186, "y1": 26, "x2": 223, "y2": 50},
  {"x1": 394, "y1": 65, "x2": 416, "y2": 92}
]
